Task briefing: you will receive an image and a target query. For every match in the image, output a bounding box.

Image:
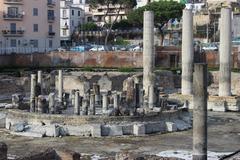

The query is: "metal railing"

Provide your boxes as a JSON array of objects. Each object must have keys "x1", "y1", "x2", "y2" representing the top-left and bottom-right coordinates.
[
  {"x1": 2, "y1": 30, "x2": 24, "y2": 37},
  {"x1": 3, "y1": 13, "x2": 24, "y2": 20}
]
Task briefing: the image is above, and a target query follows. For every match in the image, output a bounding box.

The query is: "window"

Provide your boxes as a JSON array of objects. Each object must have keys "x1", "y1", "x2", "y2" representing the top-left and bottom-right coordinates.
[
  {"x1": 7, "y1": 7, "x2": 18, "y2": 16},
  {"x1": 30, "y1": 40, "x2": 38, "y2": 48},
  {"x1": 72, "y1": 10, "x2": 74, "y2": 16},
  {"x1": 63, "y1": 30, "x2": 66, "y2": 36},
  {"x1": 33, "y1": 8, "x2": 38, "y2": 16},
  {"x1": 49, "y1": 25, "x2": 53, "y2": 32},
  {"x1": 49, "y1": 40, "x2": 53, "y2": 48},
  {"x1": 10, "y1": 23, "x2": 16, "y2": 31},
  {"x1": 72, "y1": 20, "x2": 74, "y2": 26},
  {"x1": 10, "y1": 39, "x2": 17, "y2": 47},
  {"x1": 48, "y1": 10, "x2": 54, "y2": 20},
  {"x1": 78, "y1": 11, "x2": 80, "y2": 16},
  {"x1": 63, "y1": 10, "x2": 67, "y2": 18},
  {"x1": 33, "y1": 24, "x2": 38, "y2": 32}
]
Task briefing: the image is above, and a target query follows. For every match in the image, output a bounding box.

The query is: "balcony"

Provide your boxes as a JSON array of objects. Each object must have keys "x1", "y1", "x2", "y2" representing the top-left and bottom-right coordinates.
[
  {"x1": 48, "y1": 32, "x2": 55, "y2": 37},
  {"x1": 3, "y1": 13, "x2": 24, "y2": 20},
  {"x1": 4, "y1": 0, "x2": 23, "y2": 5},
  {"x1": 48, "y1": 16, "x2": 55, "y2": 22},
  {"x1": 2, "y1": 30, "x2": 24, "y2": 37},
  {"x1": 62, "y1": 25, "x2": 69, "y2": 30},
  {"x1": 47, "y1": 0, "x2": 56, "y2": 7}
]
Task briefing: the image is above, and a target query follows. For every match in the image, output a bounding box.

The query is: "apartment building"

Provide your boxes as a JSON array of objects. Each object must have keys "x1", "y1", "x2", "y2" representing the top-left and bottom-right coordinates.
[
  {"x1": 90, "y1": 4, "x2": 130, "y2": 26},
  {"x1": 0, "y1": 0, "x2": 60, "y2": 54},
  {"x1": 60, "y1": 0, "x2": 85, "y2": 45}
]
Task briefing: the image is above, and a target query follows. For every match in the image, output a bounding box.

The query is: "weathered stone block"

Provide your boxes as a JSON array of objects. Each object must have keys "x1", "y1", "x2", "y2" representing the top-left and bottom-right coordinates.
[
  {"x1": 208, "y1": 101, "x2": 226, "y2": 112},
  {"x1": 64, "y1": 125, "x2": 92, "y2": 137},
  {"x1": 91, "y1": 124, "x2": 101, "y2": 137},
  {"x1": 101, "y1": 125, "x2": 123, "y2": 136},
  {"x1": 145, "y1": 122, "x2": 166, "y2": 134},
  {"x1": 165, "y1": 122, "x2": 177, "y2": 132},
  {"x1": 174, "y1": 119, "x2": 190, "y2": 131},
  {"x1": 44, "y1": 125, "x2": 60, "y2": 137},
  {"x1": 122, "y1": 125, "x2": 133, "y2": 135},
  {"x1": 0, "y1": 113, "x2": 6, "y2": 128},
  {"x1": 133, "y1": 124, "x2": 145, "y2": 136}
]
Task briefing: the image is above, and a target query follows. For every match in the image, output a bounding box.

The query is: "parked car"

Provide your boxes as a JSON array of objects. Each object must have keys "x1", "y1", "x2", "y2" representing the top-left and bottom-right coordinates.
[
  {"x1": 70, "y1": 46, "x2": 85, "y2": 52},
  {"x1": 132, "y1": 45, "x2": 142, "y2": 52},
  {"x1": 202, "y1": 43, "x2": 218, "y2": 51},
  {"x1": 89, "y1": 45, "x2": 105, "y2": 51}
]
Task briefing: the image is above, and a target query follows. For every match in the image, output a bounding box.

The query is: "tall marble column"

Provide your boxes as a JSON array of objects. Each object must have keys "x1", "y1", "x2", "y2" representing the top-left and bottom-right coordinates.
[
  {"x1": 181, "y1": 9, "x2": 194, "y2": 95},
  {"x1": 219, "y1": 8, "x2": 232, "y2": 96},
  {"x1": 143, "y1": 11, "x2": 155, "y2": 98}
]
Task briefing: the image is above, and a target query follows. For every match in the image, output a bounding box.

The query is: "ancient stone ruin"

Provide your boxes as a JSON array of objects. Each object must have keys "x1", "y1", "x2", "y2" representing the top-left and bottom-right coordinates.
[{"x1": 4, "y1": 11, "x2": 191, "y2": 138}]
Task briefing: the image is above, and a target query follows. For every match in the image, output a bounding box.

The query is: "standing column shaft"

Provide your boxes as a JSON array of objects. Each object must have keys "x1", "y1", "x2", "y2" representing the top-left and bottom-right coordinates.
[
  {"x1": 74, "y1": 91, "x2": 80, "y2": 115},
  {"x1": 219, "y1": 8, "x2": 232, "y2": 96},
  {"x1": 49, "y1": 93, "x2": 55, "y2": 114},
  {"x1": 193, "y1": 63, "x2": 208, "y2": 160},
  {"x1": 30, "y1": 74, "x2": 36, "y2": 112},
  {"x1": 113, "y1": 93, "x2": 119, "y2": 109},
  {"x1": 37, "y1": 71, "x2": 43, "y2": 94},
  {"x1": 89, "y1": 94, "x2": 95, "y2": 115},
  {"x1": 148, "y1": 85, "x2": 155, "y2": 109},
  {"x1": 58, "y1": 70, "x2": 63, "y2": 102},
  {"x1": 93, "y1": 83, "x2": 100, "y2": 105},
  {"x1": 143, "y1": 11, "x2": 155, "y2": 98},
  {"x1": 102, "y1": 93, "x2": 108, "y2": 113},
  {"x1": 181, "y1": 9, "x2": 194, "y2": 95}
]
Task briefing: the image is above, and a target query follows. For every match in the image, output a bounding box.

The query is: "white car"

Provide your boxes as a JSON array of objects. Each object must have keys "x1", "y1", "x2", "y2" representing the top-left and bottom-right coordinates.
[
  {"x1": 132, "y1": 45, "x2": 142, "y2": 52},
  {"x1": 202, "y1": 44, "x2": 218, "y2": 51},
  {"x1": 89, "y1": 45, "x2": 105, "y2": 51}
]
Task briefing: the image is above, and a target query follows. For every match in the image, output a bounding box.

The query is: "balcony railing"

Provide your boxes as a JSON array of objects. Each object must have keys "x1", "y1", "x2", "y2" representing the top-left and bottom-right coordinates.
[
  {"x1": 62, "y1": 25, "x2": 69, "y2": 29},
  {"x1": 2, "y1": 30, "x2": 24, "y2": 37},
  {"x1": 3, "y1": 13, "x2": 24, "y2": 20},
  {"x1": 48, "y1": 32, "x2": 55, "y2": 37},
  {"x1": 47, "y1": 0, "x2": 56, "y2": 7},
  {"x1": 48, "y1": 16, "x2": 55, "y2": 22},
  {"x1": 4, "y1": 0, "x2": 23, "y2": 4}
]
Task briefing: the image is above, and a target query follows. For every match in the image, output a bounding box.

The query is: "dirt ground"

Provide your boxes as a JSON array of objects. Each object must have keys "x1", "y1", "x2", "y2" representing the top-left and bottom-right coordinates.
[{"x1": 0, "y1": 111, "x2": 239, "y2": 159}]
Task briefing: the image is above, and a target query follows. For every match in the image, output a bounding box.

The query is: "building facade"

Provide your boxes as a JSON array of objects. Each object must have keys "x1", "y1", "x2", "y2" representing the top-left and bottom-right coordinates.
[
  {"x1": 60, "y1": 0, "x2": 85, "y2": 46},
  {"x1": 90, "y1": 4, "x2": 131, "y2": 26},
  {"x1": 0, "y1": 0, "x2": 61, "y2": 54}
]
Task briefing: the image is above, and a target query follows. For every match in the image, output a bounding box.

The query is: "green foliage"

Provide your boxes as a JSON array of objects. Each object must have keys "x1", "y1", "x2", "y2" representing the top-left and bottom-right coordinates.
[
  {"x1": 118, "y1": 67, "x2": 135, "y2": 72},
  {"x1": 113, "y1": 37, "x2": 130, "y2": 45},
  {"x1": 127, "y1": 0, "x2": 185, "y2": 27},
  {"x1": 80, "y1": 22, "x2": 98, "y2": 31},
  {"x1": 112, "y1": 19, "x2": 133, "y2": 30},
  {"x1": 81, "y1": 66, "x2": 94, "y2": 72}
]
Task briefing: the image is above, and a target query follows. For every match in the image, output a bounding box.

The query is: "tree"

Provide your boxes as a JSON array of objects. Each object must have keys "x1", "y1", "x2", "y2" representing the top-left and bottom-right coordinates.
[
  {"x1": 89, "y1": 0, "x2": 137, "y2": 48},
  {"x1": 127, "y1": 0, "x2": 185, "y2": 45}
]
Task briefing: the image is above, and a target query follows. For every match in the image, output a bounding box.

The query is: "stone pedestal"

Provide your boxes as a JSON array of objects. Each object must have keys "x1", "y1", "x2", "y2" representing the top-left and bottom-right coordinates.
[
  {"x1": 181, "y1": 9, "x2": 194, "y2": 95},
  {"x1": 219, "y1": 8, "x2": 232, "y2": 96}
]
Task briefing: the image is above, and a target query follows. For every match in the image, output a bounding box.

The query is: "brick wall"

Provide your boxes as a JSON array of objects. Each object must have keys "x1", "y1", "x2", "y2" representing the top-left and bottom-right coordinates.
[{"x1": 0, "y1": 46, "x2": 239, "y2": 68}]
